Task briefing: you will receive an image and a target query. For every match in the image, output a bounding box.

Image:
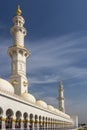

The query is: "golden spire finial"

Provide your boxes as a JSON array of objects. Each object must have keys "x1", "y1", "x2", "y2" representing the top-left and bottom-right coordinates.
[{"x1": 16, "y1": 5, "x2": 22, "y2": 15}]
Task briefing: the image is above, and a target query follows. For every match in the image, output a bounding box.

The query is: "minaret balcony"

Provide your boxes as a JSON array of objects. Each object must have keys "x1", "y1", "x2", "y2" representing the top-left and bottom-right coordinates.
[
  {"x1": 8, "y1": 45, "x2": 30, "y2": 59},
  {"x1": 58, "y1": 97, "x2": 64, "y2": 100},
  {"x1": 10, "y1": 26, "x2": 27, "y2": 36}
]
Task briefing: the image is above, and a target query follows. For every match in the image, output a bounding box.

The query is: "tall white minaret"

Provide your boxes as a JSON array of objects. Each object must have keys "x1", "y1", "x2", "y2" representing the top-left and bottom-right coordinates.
[
  {"x1": 8, "y1": 5, "x2": 30, "y2": 95},
  {"x1": 58, "y1": 80, "x2": 65, "y2": 113}
]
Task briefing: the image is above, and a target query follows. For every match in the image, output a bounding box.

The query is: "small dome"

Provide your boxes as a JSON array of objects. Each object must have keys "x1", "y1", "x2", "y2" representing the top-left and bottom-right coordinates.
[
  {"x1": 36, "y1": 100, "x2": 47, "y2": 109},
  {"x1": 55, "y1": 108, "x2": 60, "y2": 114},
  {"x1": 47, "y1": 105, "x2": 55, "y2": 111},
  {"x1": 21, "y1": 92, "x2": 36, "y2": 103},
  {"x1": 64, "y1": 114, "x2": 70, "y2": 119},
  {"x1": 0, "y1": 78, "x2": 14, "y2": 94}
]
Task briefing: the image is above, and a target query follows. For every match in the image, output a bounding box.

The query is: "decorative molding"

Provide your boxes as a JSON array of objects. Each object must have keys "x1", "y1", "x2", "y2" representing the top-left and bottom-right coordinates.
[
  {"x1": 12, "y1": 80, "x2": 18, "y2": 85},
  {"x1": 23, "y1": 81, "x2": 28, "y2": 86}
]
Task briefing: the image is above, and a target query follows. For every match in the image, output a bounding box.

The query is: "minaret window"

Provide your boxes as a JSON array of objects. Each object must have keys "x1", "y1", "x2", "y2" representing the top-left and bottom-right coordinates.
[
  {"x1": 23, "y1": 31, "x2": 25, "y2": 35},
  {"x1": 15, "y1": 20, "x2": 22, "y2": 26},
  {"x1": 15, "y1": 20, "x2": 18, "y2": 25},
  {"x1": 19, "y1": 50, "x2": 23, "y2": 56},
  {"x1": 19, "y1": 29, "x2": 22, "y2": 32},
  {"x1": 19, "y1": 21, "x2": 22, "y2": 26},
  {"x1": 25, "y1": 53, "x2": 27, "y2": 57}
]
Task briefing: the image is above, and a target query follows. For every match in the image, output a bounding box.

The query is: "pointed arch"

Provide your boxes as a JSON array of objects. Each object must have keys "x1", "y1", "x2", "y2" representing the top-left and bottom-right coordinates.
[
  {"x1": 5, "y1": 108, "x2": 14, "y2": 129},
  {"x1": 15, "y1": 111, "x2": 22, "y2": 128}
]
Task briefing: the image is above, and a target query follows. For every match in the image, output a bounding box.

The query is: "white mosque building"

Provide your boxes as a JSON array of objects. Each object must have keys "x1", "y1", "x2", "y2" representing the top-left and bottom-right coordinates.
[{"x1": 0, "y1": 6, "x2": 78, "y2": 130}]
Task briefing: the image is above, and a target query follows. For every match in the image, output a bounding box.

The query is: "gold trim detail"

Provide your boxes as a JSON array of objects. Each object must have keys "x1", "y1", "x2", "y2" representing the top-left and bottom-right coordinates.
[
  {"x1": 16, "y1": 5, "x2": 22, "y2": 15},
  {"x1": 12, "y1": 80, "x2": 18, "y2": 85}
]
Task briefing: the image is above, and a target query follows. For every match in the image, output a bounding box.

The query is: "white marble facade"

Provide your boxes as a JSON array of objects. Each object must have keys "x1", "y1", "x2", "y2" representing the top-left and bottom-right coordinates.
[{"x1": 0, "y1": 6, "x2": 78, "y2": 129}]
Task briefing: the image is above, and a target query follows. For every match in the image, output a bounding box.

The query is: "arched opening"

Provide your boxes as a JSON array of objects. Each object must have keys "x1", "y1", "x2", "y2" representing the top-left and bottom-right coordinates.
[
  {"x1": 15, "y1": 111, "x2": 22, "y2": 128},
  {"x1": 42, "y1": 116, "x2": 45, "y2": 130},
  {"x1": 23, "y1": 112, "x2": 28, "y2": 129},
  {"x1": 57, "y1": 119, "x2": 59, "y2": 129},
  {"x1": 0, "y1": 107, "x2": 3, "y2": 129},
  {"x1": 52, "y1": 119, "x2": 54, "y2": 129},
  {"x1": 5, "y1": 108, "x2": 13, "y2": 129},
  {"x1": 48, "y1": 118, "x2": 50, "y2": 129},
  {"x1": 45, "y1": 117, "x2": 48, "y2": 130},
  {"x1": 51, "y1": 118, "x2": 52, "y2": 129},
  {"x1": 39, "y1": 116, "x2": 42, "y2": 130},
  {"x1": 29, "y1": 113, "x2": 33, "y2": 130},
  {"x1": 55, "y1": 119, "x2": 58, "y2": 129},
  {"x1": 34, "y1": 115, "x2": 38, "y2": 130}
]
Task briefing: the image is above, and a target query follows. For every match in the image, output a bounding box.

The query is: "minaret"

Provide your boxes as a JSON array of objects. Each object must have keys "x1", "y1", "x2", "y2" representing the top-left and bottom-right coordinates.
[
  {"x1": 58, "y1": 80, "x2": 65, "y2": 113},
  {"x1": 8, "y1": 5, "x2": 30, "y2": 95}
]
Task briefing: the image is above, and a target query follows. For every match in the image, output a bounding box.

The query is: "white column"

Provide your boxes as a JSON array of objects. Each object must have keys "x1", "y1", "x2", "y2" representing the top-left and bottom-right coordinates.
[
  {"x1": 12, "y1": 115, "x2": 16, "y2": 128},
  {"x1": 2, "y1": 116, "x2": 5, "y2": 129}
]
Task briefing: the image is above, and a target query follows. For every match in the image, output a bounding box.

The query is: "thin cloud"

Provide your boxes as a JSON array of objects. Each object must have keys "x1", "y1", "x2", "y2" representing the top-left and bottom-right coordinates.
[
  {"x1": 26, "y1": 33, "x2": 87, "y2": 88},
  {"x1": 0, "y1": 23, "x2": 6, "y2": 30}
]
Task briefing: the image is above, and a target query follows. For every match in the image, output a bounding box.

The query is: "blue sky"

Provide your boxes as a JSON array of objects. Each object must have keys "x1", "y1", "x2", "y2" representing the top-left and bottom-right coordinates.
[{"x1": 0, "y1": 0, "x2": 87, "y2": 123}]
